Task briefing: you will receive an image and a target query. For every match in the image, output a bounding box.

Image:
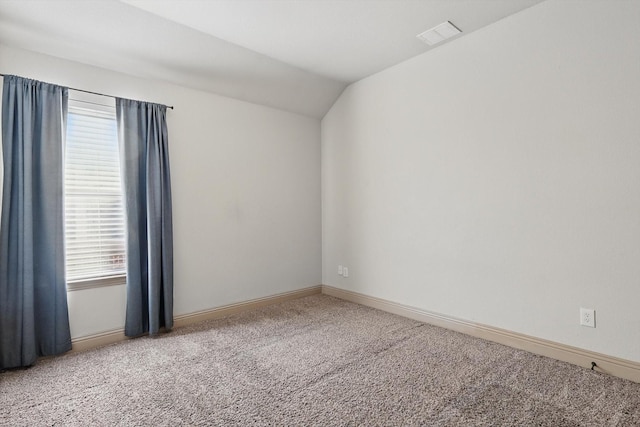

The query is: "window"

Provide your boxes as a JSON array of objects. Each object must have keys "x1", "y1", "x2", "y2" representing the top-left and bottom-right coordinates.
[{"x1": 64, "y1": 92, "x2": 126, "y2": 291}]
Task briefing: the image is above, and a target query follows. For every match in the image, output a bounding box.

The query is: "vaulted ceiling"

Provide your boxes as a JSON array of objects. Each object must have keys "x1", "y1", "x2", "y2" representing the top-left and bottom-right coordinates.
[{"x1": 0, "y1": 0, "x2": 545, "y2": 118}]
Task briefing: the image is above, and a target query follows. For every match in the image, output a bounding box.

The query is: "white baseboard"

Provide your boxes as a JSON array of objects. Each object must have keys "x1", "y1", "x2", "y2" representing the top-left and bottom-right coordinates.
[
  {"x1": 70, "y1": 285, "x2": 322, "y2": 352},
  {"x1": 69, "y1": 283, "x2": 639, "y2": 384},
  {"x1": 173, "y1": 285, "x2": 322, "y2": 327},
  {"x1": 321, "y1": 285, "x2": 640, "y2": 384},
  {"x1": 71, "y1": 329, "x2": 127, "y2": 353}
]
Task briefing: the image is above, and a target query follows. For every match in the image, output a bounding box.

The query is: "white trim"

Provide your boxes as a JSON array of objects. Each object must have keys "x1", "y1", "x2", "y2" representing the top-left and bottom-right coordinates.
[
  {"x1": 174, "y1": 285, "x2": 322, "y2": 327},
  {"x1": 321, "y1": 285, "x2": 640, "y2": 384},
  {"x1": 70, "y1": 285, "x2": 322, "y2": 352},
  {"x1": 71, "y1": 329, "x2": 127, "y2": 352},
  {"x1": 68, "y1": 283, "x2": 639, "y2": 384},
  {"x1": 67, "y1": 274, "x2": 126, "y2": 292}
]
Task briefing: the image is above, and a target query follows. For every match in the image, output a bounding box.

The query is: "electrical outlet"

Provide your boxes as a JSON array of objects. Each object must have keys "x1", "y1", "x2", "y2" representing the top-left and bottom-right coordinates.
[
  {"x1": 338, "y1": 265, "x2": 343, "y2": 275},
  {"x1": 580, "y1": 308, "x2": 595, "y2": 328}
]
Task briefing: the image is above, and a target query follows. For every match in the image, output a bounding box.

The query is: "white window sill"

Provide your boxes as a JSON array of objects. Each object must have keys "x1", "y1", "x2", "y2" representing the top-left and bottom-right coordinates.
[{"x1": 67, "y1": 275, "x2": 126, "y2": 292}]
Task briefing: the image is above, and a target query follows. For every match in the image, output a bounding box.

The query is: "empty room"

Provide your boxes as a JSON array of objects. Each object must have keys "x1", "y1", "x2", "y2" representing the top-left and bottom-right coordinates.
[{"x1": 1, "y1": 0, "x2": 639, "y2": 425}]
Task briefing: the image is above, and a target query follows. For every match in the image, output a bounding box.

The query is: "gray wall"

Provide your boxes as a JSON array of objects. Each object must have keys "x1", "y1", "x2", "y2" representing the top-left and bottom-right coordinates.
[
  {"x1": 322, "y1": 0, "x2": 640, "y2": 362},
  {"x1": 0, "y1": 43, "x2": 322, "y2": 339}
]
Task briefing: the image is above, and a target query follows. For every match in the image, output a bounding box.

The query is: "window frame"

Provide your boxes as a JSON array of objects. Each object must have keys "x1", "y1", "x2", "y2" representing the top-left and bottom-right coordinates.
[{"x1": 64, "y1": 91, "x2": 127, "y2": 292}]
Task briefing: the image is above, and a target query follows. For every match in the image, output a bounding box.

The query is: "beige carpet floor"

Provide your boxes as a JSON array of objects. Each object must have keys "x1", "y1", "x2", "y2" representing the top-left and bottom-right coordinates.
[{"x1": 1, "y1": 294, "x2": 639, "y2": 426}]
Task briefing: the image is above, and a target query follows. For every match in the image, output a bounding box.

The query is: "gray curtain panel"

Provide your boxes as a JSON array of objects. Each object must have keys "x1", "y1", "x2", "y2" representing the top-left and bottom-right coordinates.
[
  {"x1": 0, "y1": 75, "x2": 72, "y2": 370},
  {"x1": 116, "y1": 98, "x2": 173, "y2": 337}
]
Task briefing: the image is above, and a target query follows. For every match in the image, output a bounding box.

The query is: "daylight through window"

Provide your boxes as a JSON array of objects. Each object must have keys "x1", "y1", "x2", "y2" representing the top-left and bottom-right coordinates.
[{"x1": 64, "y1": 94, "x2": 126, "y2": 290}]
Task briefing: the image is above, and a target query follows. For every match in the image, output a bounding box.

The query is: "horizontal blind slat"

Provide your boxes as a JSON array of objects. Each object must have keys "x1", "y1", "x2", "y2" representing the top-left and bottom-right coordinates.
[{"x1": 65, "y1": 101, "x2": 126, "y2": 284}]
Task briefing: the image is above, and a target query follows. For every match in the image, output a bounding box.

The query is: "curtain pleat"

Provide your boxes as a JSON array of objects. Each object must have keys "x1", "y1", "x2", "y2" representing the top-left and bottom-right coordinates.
[
  {"x1": 0, "y1": 75, "x2": 71, "y2": 370},
  {"x1": 116, "y1": 98, "x2": 173, "y2": 337}
]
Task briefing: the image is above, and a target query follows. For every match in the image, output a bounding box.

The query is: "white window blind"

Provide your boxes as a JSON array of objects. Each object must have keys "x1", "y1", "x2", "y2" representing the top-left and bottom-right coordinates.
[{"x1": 65, "y1": 95, "x2": 126, "y2": 290}]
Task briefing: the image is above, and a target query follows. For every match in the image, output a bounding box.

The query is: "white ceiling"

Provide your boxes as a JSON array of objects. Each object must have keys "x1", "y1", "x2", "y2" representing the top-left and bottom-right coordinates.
[{"x1": 0, "y1": 0, "x2": 544, "y2": 118}]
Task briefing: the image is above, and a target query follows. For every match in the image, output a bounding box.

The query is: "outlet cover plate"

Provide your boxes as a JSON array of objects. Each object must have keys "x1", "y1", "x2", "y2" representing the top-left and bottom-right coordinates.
[{"x1": 580, "y1": 307, "x2": 595, "y2": 328}]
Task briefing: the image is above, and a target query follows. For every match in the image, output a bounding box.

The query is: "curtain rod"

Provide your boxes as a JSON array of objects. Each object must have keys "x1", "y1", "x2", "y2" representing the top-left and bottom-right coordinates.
[{"x1": 0, "y1": 73, "x2": 174, "y2": 110}]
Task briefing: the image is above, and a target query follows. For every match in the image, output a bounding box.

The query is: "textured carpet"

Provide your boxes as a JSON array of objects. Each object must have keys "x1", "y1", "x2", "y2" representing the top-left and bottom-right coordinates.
[{"x1": 1, "y1": 295, "x2": 639, "y2": 426}]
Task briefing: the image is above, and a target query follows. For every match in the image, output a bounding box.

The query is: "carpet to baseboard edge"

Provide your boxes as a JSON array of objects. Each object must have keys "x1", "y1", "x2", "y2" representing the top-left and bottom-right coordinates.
[{"x1": 70, "y1": 283, "x2": 639, "y2": 384}]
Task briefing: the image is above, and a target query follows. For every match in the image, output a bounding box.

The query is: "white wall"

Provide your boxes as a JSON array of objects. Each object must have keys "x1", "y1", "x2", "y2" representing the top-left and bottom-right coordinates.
[
  {"x1": 322, "y1": 0, "x2": 640, "y2": 362},
  {"x1": 0, "y1": 44, "x2": 322, "y2": 339}
]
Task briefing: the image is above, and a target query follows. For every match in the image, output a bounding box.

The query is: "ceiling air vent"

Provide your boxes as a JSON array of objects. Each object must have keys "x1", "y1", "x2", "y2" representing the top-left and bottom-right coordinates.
[{"x1": 417, "y1": 21, "x2": 461, "y2": 46}]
